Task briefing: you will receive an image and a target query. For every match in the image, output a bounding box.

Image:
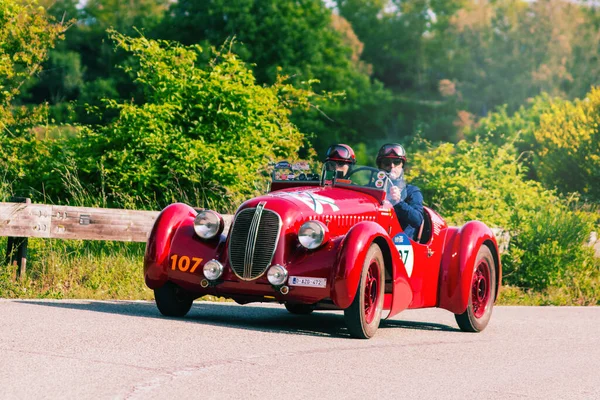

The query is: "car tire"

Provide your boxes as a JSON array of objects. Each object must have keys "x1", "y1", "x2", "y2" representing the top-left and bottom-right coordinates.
[
  {"x1": 455, "y1": 245, "x2": 496, "y2": 332},
  {"x1": 344, "y1": 243, "x2": 385, "y2": 339},
  {"x1": 154, "y1": 282, "x2": 193, "y2": 317},
  {"x1": 285, "y1": 303, "x2": 315, "y2": 315}
]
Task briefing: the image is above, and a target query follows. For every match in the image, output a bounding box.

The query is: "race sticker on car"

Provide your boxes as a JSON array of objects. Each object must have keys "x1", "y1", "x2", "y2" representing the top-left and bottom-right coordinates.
[
  {"x1": 393, "y1": 233, "x2": 414, "y2": 277},
  {"x1": 289, "y1": 276, "x2": 327, "y2": 288}
]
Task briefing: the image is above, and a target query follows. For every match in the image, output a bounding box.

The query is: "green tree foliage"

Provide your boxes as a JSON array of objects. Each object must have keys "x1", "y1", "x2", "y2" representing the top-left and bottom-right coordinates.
[
  {"x1": 337, "y1": 0, "x2": 466, "y2": 91},
  {"x1": 533, "y1": 88, "x2": 600, "y2": 201},
  {"x1": 158, "y1": 0, "x2": 394, "y2": 154},
  {"x1": 20, "y1": 0, "x2": 170, "y2": 124},
  {"x1": 67, "y1": 32, "x2": 313, "y2": 210},
  {"x1": 467, "y1": 86, "x2": 600, "y2": 201},
  {"x1": 0, "y1": 0, "x2": 65, "y2": 126},
  {"x1": 443, "y1": 0, "x2": 600, "y2": 116}
]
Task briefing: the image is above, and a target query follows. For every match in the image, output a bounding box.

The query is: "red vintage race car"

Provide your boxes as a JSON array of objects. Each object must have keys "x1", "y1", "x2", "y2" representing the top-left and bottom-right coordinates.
[{"x1": 144, "y1": 161, "x2": 501, "y2": 339}]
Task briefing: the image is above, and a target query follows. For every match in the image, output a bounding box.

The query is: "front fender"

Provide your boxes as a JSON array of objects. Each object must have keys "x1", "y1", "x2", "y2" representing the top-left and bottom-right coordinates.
[
  {"x1": 438, "y1": 221, "x2": 501, "y2": 314},
  {"x1": 331, "y1": 221, "x2": 412, "y2": 310},
  {"x1": 144, "y1": 203, "x2": 223, "y2": 289}
]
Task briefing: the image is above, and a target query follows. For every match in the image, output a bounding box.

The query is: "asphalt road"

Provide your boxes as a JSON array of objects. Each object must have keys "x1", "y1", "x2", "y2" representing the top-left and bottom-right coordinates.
[{"x1": 1, "y1": 299, "x2": 599, "y2": 400}]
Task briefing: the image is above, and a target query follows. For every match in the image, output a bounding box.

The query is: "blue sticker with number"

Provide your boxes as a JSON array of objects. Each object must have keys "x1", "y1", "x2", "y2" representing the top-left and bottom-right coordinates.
[{"x1": 393, "y1": 233, "x2": 414, "y2": 277}]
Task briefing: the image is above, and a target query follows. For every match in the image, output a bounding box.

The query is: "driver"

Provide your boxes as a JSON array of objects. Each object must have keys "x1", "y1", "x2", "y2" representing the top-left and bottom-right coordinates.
[
  {"x1": 325, "y1": 143, "x2": 356, "y2": 177},
  {"x1": 376, "y1": 143, "x2": 424, "y2": 239}
]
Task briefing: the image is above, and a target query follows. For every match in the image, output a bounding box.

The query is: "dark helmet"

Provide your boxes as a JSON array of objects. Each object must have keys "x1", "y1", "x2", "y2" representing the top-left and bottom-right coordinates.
[
  {"x1": 376, "y1": 143, "x2": 407, "y2": 168},
  {"x1": 325, "y1": 144, "x2": 356, "y2": 165}
]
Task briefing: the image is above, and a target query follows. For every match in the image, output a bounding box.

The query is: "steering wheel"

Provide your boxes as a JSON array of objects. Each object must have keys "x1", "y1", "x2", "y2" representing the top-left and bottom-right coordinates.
[{"x1": 345, "y1": 167, "x2": 389, "y2": 188}]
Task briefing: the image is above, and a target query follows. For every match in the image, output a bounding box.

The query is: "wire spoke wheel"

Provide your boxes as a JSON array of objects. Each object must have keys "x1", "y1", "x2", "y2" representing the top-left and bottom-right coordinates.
[
  {"x1": 455, "y1": 246, "x2": 496, "y2": 332},
  {"x1": 344, "y1": 243, "x2": 385, "y2": 339}
]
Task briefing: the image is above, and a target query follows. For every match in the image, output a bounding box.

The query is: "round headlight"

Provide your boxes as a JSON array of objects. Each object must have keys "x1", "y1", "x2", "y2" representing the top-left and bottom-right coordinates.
[
  {"x1": 203, "y1": 259, "x2": 223, "y2": 281},
  {"x1": 298, "y1": 220, "x2": 328, "y2": 250},
  {"x1": 194, "y1": 210, "x2": 223, "y2": 239},
  {"x1": 267, "y1": 264, "x2": 288, "y2": 286}
]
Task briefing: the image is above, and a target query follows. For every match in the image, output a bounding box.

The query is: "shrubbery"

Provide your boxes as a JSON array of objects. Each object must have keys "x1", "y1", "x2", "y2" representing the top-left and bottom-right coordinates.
[
  {"x1": 2, "y1": 32, "x2": 319, "y2": 211},
  {"x1": 409, "y1": 138, "x2": 599, "y2": 303}
]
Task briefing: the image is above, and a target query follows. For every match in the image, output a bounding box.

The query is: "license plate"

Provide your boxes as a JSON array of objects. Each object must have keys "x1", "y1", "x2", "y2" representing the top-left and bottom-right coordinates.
[{"x1": 288, "y1": 276, "x2": 327, "y2": 288}]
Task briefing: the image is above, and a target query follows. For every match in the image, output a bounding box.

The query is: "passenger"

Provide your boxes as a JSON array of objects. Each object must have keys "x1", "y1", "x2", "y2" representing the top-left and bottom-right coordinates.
[
  {"x1": 376, "y1": 143, "x2": 424, "y2": 239},
  {"x1": 324, "y1": 143, "x2": 356, "y2": 177}
]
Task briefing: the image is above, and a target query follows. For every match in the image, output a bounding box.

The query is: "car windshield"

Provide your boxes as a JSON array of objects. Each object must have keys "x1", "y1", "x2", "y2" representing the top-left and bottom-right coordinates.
[
  {"x1": 321, "y1": 161, "x2": 390, "y2": 191},
  {"x1": 271, "y1": 160, "x2": 320, "y2": 183},
  {"x1": 271, "y1": 160, "x2": 391, "y2": 192}
]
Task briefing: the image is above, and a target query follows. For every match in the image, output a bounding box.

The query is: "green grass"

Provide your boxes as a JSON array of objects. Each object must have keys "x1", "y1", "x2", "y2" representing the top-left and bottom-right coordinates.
[
  {"x1": 498, "y1": 283, "x2": 599, "y2": 306},
  {"x1": 0, "y1": 237, "x2": 154, "y2": 300}
]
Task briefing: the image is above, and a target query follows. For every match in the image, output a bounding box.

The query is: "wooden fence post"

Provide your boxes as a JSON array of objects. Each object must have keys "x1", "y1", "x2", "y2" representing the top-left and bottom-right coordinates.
[{"x1": 4, "y1": 197, "x2": 31, "y2": 279}]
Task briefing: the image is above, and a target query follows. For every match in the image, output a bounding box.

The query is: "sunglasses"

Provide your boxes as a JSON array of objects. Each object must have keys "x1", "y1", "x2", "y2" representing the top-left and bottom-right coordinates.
[
  {"x1": 326, "y1": 145, "x2": 351, "y2": 160},
  {"x1": 381, "y1": 158, "x2": 403, "y2": 167}
]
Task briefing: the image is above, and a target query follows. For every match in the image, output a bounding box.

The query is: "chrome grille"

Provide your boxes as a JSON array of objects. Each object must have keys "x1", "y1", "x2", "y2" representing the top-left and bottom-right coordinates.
[{"x1": 229, "y1": 202, "x2": 281, "y2": 280}]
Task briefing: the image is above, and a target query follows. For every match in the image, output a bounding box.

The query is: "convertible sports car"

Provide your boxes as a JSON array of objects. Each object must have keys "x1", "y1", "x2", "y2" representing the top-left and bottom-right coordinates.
[{"x1": 144, "y1": 161, "x2": 501, "y2": 339}]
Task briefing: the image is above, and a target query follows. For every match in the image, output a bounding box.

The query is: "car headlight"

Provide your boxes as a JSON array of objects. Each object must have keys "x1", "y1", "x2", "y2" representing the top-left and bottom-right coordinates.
[
  {"x1": 298, "y1": 220, "x2": 329, "y2": 250},
  {"x1": 193, "y1": 210, "x2": 224, "y2": 239},
  {"x1": 203, "y1": 259, "x2": 224, "y2": 280},
  {"x1": 267, "y1": 264, "x2": 288, "y2": 286}
]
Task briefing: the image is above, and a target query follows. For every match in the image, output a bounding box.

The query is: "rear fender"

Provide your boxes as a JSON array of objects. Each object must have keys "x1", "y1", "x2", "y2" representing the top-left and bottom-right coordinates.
[
  {"x1": 144, "y1": 203, "x2": 222, "y2": 289},
  {"x1": 438, "y1": 221, "x2": 501, "y2": 314},
  {"x1": 331, "y1": 221, "x2": 412, "y2": 310}
]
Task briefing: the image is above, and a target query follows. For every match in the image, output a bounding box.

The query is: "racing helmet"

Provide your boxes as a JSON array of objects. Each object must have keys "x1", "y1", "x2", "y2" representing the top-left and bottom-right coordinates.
[
  {"x1": 376, "y1": 143, "x2": 407, "y2": 168},
  {"x1": 325, "y1": 144, "x2": 356, "y2": 165}
]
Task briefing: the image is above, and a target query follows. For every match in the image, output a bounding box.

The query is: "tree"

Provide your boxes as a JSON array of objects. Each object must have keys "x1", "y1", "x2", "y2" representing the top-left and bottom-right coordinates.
[
  {"x1": 68, "y1": 32, "x2": 316, "y2": 210},
  {"x1": 158, "y1": 0, "x2": 394, "y2": 154},
  {"x1": 0, "y1": 0, "x2": 66, "y2": 127},
  {"x1": 18, "y1": 0, "x2": 170, "y2": 124},
  {"x1": 533, "y1": 87, "x2": 600, "y2": 201}
]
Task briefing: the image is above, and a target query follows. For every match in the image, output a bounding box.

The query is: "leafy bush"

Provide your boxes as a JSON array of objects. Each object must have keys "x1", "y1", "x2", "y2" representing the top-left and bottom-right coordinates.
[
  {"x1": 0, "y1": 0, "x2": 65, "y2": 127},
  {"x1": 409, "y1": 138, "x2": 599, "y2": 300},
  {"x1": 466, "y1": 87, "x2": 600, "y2": 201},
  {"x1": 65, "y1": 32, "x2": 314, "y2": 211},
  {"x1": 409, "y1": 139, "x2": 555, "y2": 228},
  {"x1": 506, "y1": 206, "x2": 597, "y2": 292},
  {"x1": 2, "y1": 32, "x2": 320, "y2": 210},
  {"x1": 533, "y1": 87, "x2": 600, "y2": 201}
]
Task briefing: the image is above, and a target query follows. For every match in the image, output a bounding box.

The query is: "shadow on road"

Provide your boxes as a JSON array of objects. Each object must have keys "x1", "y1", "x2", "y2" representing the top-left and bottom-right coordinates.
[
  {"x1": 381, "y1": 319, "x2": 460, "y2": 333},
  {"x1": 16, "y1": 300, "x2": 458, "y2": 337}
]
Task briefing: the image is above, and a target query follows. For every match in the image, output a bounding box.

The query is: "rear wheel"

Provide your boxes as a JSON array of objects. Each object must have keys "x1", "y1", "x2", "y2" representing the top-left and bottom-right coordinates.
[
  {"x1": 285, "y1": 303, "x2": 315, "y2": 315},
  {"x1": 344, "y1": 243, "x2": 385, "y2": 339},
  {"x1": 154, "y1": 282, "x2": 193, "y2": 317},
  {"x1": 455, "y1": 245, "x2": 496, "y2": 332}
]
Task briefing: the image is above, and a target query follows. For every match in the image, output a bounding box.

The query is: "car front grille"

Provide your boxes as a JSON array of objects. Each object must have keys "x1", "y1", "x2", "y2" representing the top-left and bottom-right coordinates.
[{"x1": 228, "y1": 202, "x2": 281, "y2": 280}]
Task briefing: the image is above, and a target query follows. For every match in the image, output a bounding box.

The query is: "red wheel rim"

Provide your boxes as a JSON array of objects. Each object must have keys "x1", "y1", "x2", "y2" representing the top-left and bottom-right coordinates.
[
  {"x1": 364, "y1": 260, "x2": 380, "y2": 324},
  {"x1": 471, "y1": 259, "x2": 491, "y2": 319}
]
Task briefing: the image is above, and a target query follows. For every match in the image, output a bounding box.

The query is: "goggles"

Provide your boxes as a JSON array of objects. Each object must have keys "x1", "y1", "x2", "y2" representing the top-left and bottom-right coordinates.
[
  {"x1": 326, "y1": 145, "x2": 351, "y2": 160},
  {"x1": 378, "y1": 144, "x2": 405, "y2": 159}
]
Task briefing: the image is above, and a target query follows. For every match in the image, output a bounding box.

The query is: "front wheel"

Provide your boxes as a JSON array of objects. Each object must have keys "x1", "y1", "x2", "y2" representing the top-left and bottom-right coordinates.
[
  {"x1": 154, "y1": 282, "x2": 193, "y2": 317},
  {"x1": 344, "y1": 243, "x2": 385, "y2": 339},
  {"x1": 285, "y1": 303, "x2": 315, "y2": 315},
  {"x1": 455, "y1": 245, "x2": 496, "y2": 332}
]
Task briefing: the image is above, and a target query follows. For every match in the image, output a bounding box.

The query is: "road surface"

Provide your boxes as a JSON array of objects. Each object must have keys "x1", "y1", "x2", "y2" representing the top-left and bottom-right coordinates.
[{"x1": 1, "y1": 300, "x2": 598, "y2": 399}]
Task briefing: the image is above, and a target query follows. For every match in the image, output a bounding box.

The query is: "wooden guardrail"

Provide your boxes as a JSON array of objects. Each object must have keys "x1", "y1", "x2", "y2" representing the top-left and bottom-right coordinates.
[
  {"x1": 1, "y1": 198, "x2": 235, "y2": 278},
  {"x1": 0, "y1": 198, "x2": 161, "y2": 278}
]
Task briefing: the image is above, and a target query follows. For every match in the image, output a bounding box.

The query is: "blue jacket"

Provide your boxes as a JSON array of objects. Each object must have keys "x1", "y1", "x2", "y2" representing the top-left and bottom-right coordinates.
[{"x1": 392, "y1": 184, "x2": 424, "y2": 240}]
